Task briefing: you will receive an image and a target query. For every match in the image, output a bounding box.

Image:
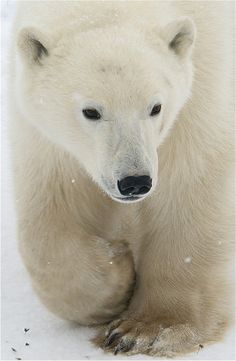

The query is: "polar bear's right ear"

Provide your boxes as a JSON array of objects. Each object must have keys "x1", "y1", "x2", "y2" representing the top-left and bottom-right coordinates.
[{"x1": 17, "y1": 27, "x2": 51, "y2": 65}]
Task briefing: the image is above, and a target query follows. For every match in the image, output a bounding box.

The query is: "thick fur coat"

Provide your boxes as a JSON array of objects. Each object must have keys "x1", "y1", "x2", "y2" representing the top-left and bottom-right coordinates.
[{"x1": 9, "y1": 1, "x2": 234, "y2": 357}]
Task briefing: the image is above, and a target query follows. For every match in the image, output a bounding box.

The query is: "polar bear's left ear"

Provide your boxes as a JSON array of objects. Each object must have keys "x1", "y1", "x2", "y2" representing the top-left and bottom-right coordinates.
[
  {"x1": 17, "y1": 27, "x2": 51, "y2": 65},
  {"x1": 161, "y1": 17, "x2": 196, "y2": 58}
]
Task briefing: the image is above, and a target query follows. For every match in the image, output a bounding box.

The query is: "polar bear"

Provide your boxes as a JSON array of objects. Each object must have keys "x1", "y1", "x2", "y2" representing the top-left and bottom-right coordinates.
[{"x1": 9, "y1": 0, "x2": 234, "y2": 357}]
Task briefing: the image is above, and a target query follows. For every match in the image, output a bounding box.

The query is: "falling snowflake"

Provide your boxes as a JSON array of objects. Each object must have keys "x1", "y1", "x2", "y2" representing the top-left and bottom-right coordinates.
[{"x1": 184, "y1": 257, "x2": 192, "y2": 264}]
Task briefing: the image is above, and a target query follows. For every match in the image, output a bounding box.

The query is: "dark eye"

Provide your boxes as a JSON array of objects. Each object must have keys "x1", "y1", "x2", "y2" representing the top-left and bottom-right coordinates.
[
  {"x1": 150, "y1": 104, "x2": 162, "y2": 117},
  {"x1": 82, "y1": 108, "x2": 101, "y2": 120}
]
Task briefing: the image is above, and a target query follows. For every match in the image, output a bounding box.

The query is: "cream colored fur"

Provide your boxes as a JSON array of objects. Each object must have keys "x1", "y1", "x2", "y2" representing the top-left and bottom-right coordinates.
[{"x1": 9, "y1": 1, "x2": 234, "y2": 357}]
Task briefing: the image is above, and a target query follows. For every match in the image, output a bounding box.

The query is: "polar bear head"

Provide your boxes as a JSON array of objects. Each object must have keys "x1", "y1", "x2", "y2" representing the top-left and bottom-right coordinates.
[{"x1": 17, "y1": 18, "x2": 196, "y2": 203}]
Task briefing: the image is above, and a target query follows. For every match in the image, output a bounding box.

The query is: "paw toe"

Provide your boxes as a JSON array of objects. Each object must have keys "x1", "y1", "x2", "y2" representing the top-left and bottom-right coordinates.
[{"x1": 104, "y1": 331, "x2": 122, "y2": 348}]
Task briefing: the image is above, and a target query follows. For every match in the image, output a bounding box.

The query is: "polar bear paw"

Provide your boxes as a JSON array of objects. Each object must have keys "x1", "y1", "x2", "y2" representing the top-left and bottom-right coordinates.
[{"x1": 94, "y1": 318, "x2": 202, "y2": 357}]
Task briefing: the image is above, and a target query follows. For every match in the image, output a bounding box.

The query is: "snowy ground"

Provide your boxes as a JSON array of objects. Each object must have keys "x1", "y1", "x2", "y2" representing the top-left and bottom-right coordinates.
[{"x1": 1, "y1": 1, "x2": 235, "y2": 360}]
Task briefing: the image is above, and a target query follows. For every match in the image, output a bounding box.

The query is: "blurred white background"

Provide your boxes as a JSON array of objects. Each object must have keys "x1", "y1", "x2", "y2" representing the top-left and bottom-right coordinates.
[{"x1": 1, "y1": 1, "x2": 235, "y2": 360}]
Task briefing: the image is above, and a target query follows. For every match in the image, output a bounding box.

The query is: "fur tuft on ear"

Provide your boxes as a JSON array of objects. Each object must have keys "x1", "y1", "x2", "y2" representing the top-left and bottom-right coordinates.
[
  {"x1": 17, "y1": 27, "x2": 50, "y2": 65},
  {"x1": 162, "y1": 17, "x2": 196, "y2": 58}
]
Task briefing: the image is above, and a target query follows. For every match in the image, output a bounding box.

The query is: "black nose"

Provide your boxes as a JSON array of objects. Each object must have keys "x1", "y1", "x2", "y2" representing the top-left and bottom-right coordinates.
[{"x1": 117, "y1": 175, "x2": 152, "y2": 196}]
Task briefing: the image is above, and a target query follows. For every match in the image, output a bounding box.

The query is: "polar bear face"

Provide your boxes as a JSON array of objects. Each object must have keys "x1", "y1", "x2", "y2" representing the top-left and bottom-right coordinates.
[{"x1": 17, "y1": 19, "x2": 195, "y2": 203}]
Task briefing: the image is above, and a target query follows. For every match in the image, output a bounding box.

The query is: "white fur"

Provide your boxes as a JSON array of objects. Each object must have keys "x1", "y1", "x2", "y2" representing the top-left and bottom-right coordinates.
[{"x1": 9, "y1": 1, "x2": 234, "y2": 357}]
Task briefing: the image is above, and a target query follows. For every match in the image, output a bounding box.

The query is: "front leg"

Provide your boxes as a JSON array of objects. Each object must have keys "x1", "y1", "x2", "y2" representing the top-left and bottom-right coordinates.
[
  {"x1": 18, "y1": 209, "x2": 135, "y2": 325},
  {"x1": 95, "y1": 231, "x2": 232, "y2": 356}
]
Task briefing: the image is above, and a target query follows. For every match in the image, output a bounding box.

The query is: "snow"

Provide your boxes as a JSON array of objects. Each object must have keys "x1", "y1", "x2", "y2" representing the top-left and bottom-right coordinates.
[{"x1": 1, "y1": 1, "x2": 235, "y2": 360}]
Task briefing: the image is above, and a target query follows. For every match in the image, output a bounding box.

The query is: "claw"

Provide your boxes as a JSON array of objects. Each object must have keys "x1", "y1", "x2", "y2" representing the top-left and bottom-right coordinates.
[
  {"x1": 104, "y1": 332, "x2": 121, "y2": 348},
  {"x1": 147, "y1": 336, "x2": 158, "y2": 349},
  {"x1": 105, "y1": 319, "x2": 122, "y2": 337},
  {"x1": 114, "y1": 339, "x2": 136, "y2": 355}
]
